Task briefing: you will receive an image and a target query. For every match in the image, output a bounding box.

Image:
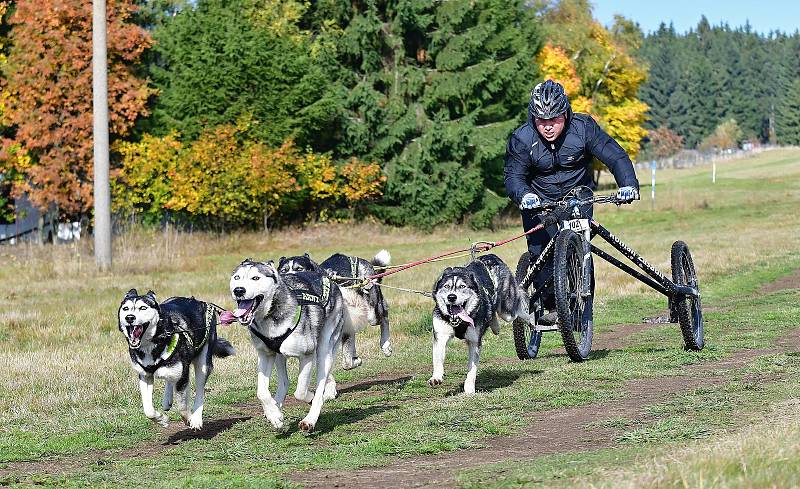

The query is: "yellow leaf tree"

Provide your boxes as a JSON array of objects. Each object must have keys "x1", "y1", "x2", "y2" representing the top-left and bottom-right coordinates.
[{"x1": 537, "y1": 0, "x2": 649, "y2": 160}]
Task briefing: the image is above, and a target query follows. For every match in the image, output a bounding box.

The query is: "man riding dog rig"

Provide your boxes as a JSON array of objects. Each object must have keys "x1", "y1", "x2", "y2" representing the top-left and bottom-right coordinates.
[{"x1": 504, "y1": 79, "x2": 640, "y2": 322}]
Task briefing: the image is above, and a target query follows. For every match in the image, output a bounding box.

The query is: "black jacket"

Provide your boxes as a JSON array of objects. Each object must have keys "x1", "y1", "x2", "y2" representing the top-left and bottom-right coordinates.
[{"x1": 504, "y1": 108, "x2": 639, "y2": 205}]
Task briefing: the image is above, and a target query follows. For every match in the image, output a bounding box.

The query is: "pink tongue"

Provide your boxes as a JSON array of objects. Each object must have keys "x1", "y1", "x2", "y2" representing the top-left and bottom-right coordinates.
[
  {"x1": 219, "y1": 311, "x2": 236, "y2": 324},
  {"x1": 132, "y1": 325, "x2": 143, "y2": 339},
  {"x1": 232, "y1": 308, "x2": 249, "y2": 318},
  {"x1": 457, "y1": 311, "x2": 474, "y2": 327}
]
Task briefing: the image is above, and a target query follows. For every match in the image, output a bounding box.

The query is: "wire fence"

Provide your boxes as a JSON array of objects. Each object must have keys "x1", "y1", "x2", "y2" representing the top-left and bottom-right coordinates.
[{"x1": 634, "y1": 145, "x2": 779, "y2": 171}]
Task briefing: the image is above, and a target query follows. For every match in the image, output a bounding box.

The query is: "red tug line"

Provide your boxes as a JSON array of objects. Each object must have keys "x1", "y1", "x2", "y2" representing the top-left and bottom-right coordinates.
[{"x1": 364, "y1": 222, "x2": 546, "y2": 282}]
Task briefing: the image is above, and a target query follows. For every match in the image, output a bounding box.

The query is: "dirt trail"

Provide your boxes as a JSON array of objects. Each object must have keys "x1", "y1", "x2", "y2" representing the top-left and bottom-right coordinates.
[
  {"x1": 760, "y1": 268, "x2": 800, "y2": 294},
  {"x1": 291, "y1": 328, "x2": 800, "y2": 489}
]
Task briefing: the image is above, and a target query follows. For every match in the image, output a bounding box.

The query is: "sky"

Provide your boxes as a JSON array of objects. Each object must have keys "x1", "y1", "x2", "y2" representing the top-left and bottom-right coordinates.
[{"x1": 592, "y1": 0, "x2": 800, "y2": 35}]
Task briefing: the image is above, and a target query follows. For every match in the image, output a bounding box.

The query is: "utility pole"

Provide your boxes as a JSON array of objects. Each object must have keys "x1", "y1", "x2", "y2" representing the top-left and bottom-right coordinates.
[{"x1": 93, "y1": 0, "x2": 111, "y2": 270}]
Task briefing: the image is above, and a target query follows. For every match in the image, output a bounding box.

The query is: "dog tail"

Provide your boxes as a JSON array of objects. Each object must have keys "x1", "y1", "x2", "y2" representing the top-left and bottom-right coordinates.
[
  {"x1": 371, "y1": 250, "x2": 391, "y2": 283},
  {"x1": 213, "y1": 337, "x2": 236, "y2": 358}
]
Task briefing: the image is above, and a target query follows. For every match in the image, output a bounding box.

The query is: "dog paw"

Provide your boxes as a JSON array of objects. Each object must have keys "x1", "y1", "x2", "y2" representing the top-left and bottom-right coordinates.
[
  {"x1": 428, "y1": 376, "x2": 443, "y2": 387},
  {"x1": 265, "y1": 411, "x2": 284, "y2": 430},
  {"x1": 323, "y1": 387, "x2": 338, "y2": 401},
  {"x1": 463, "y1": 384, "x2": 476, "y2": 395},
  {"x1": 342, "y1": 357, "x2": 362, "y2": 370},
  {"x1": 294, "y1": 391, "x2": 315, "y2": 404},
  {"x1": 180, "y1": 411, "x2": 191, "y2": 425},
  {"x1": 298, "y1": 419, "x2": 315, "y2": 433},
  {"x1": 381, "y1": 341, "x2": 393, "y2": 357},
  {"x1": 189, "y1": 413, "x2": 203, "y2": 431},
  {"x1": 149, "y1": 412, "x2": 169, "y2": 427}
]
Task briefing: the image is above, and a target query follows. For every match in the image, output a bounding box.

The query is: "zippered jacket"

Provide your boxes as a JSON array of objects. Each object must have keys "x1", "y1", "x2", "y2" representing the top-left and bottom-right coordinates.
[{"x1": 504, "y1": 108, "x2": 639, "y2": 205}]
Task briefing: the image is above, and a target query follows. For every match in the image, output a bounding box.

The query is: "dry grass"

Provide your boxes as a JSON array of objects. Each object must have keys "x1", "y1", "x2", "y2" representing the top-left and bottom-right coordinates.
[{"x1": 579, "y1": 401, "x2": 800, "y2": 489}]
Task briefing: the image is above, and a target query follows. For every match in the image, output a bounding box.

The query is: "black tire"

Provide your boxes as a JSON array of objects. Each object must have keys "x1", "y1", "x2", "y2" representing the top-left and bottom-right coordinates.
[
  {"x1": 671, "y1": 241, "x2": 704, "y2": 351},
  {"x1": 554, "y1": 230, "x2": 593, "y2": 362},
  {"x1": 513, "y1": 252, "x2": 542, "y2": 359}
]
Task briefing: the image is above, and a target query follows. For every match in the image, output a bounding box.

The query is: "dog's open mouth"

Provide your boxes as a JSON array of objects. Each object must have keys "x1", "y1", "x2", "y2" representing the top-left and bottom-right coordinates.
[
  {"x1": 233, "y1": 295, "x2": 263, "y2": 325},
  {"x1": 446, "y1": 304, "x2": 474, "y2": 327},
  {"x1": 127, "y1": 322, "x2": 147, "y2": 348}
]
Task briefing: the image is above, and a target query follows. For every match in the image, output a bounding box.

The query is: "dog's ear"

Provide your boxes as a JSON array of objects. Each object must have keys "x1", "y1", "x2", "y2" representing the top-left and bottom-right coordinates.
[
  {"x1": 145, "y1": 290, "x2": 157, "y2": 301},
  {"x1": 125, "y1": 288, "x2": 138, "y2": 300},
  {"x1": 432, "y1": 268, "x2": 451, "y2": 297},
  {"x1": 469, "y1": 272, "x2": 484, "y2": 295},
  {"x1": 304, "y1": 252, "x2": 310, "y2": 258}
]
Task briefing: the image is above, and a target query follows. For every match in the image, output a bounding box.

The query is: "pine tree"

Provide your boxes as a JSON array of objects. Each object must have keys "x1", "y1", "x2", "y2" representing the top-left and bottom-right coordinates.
[
  {"x1": 639, "y1": 17, "x2": 796, "y2": 148},
  {"x1": 134, "y1": 0, "x2": 189, "y2": 31},
  {"x1": 148, "y1": 0, "x2": 340, "y2": 151},
  {"x1": 638, "y1": 23, "x2": 677, "y2": 130},
  {"x1": 315, "y1": 0, "x2": 541, "y2": 228},
  {"x1": 777, "y1": 79, "x2": 800, "y2": 145}
]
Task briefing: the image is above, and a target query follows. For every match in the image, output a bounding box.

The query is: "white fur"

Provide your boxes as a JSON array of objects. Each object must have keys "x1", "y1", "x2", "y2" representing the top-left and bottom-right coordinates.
[
  {"x1": 373, "y1": 249, "x2": 391, "y2": 267},
  {"x1": 232, "y1": 261, "x2": 343, "y2": 433}
]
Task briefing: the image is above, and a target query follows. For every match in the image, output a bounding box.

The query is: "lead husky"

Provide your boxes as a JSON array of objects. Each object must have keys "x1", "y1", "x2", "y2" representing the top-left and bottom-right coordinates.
[
  {"x1": 429, "y1": 254, "x2": 528, "y2": 394},
  {"x1": 227, "y1": 259, "x2": 345, "y2": 433},
  {"x1": 118, "y1": 289, "x2": 235, "y2": 430},
  {"x1": 278, "y1": 250, "x2": 392, "y2": 369}
]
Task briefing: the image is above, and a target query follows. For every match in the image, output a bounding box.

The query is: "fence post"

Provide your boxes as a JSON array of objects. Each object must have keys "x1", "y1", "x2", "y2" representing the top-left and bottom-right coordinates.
[{"x1": 650, "y1": 160, "x2": 656, "y2": 201}]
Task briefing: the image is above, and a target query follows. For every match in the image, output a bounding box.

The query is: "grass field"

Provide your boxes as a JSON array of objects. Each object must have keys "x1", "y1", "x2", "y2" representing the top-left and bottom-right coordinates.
[{"x1": 1, "y1": 148, "x2": 799, "y2": 488}]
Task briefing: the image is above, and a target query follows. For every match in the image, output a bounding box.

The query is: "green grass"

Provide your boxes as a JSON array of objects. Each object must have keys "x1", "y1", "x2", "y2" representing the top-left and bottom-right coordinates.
[{"x1": 1, "y1": 148, "x2": 800, "y2": 487}]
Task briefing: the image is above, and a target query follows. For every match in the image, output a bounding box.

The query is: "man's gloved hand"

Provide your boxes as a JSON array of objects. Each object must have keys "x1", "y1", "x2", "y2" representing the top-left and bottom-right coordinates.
[
  {"x1": 519, "y1": 193, "x2": 543, "y2": 210},
  {"x1": 616, "y1": 186, "x2": 639, "y2": 204}
]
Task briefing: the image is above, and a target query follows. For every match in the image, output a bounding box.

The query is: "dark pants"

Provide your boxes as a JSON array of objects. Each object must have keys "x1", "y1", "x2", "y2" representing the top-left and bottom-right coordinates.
[{"x1": 520, "y1": 204, "x2": 594, "y2": 310}]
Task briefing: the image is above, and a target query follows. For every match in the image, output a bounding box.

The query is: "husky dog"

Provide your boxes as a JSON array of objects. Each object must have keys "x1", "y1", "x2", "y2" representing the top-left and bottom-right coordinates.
[
  {"x1": 278, "y1": 250, "x2": 392, "y2": 370},
  {"x1": 118, "y1": 289, "x2": 235, "y2": 430},
  {"x1": 429, "y1": 254, "x2": 528, "y2": 394},
  {"x1": 227, "y1": 259, "x2": 345, "y2": 433}
]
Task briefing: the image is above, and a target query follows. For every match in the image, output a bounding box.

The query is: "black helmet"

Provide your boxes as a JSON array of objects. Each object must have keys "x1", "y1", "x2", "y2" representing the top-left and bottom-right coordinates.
[{"x1": 528, "y1": 80, "x2": 570, "y2": 120}]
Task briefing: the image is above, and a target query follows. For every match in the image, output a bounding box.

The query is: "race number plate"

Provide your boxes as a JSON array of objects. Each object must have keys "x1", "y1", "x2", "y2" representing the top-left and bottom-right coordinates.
[{"x1": 562, "y1": 219, "x2": 589, "y2": 233}]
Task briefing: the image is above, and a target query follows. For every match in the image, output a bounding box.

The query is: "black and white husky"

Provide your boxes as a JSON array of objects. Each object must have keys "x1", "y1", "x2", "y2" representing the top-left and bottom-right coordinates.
[
  {"x1": 429, "y1": 254, "x2": 529, "y2": 394},
  {"x1": 227, "y1": 259, "x2": 345, "y2": 433},
  {"x1": 278, "y1": 250, "x2": 392, "y2": 370},
  {"x1": 118, "y1": 289, "x2": 235, "y2": 430}
]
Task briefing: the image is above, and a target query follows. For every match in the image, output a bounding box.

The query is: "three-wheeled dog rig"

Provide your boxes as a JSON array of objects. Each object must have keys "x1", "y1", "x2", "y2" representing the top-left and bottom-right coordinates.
[{"x1": 511, "y1": 187, "x2": 703, "y2": 362}]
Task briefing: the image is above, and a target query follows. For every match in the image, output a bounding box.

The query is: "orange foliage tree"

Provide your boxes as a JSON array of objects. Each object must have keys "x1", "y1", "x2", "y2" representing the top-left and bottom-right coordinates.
[
  {"x1": 2, "y1": 0, "x2": 152, "y2": 218},
  {"x1": 538, "y1": 0, "x2": 648, "y2": 160}
]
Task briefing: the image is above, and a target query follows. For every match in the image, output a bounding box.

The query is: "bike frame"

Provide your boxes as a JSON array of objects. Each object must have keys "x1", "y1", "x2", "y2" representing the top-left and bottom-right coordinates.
[{"x1": 519, "y1": 197, "x2": 701, "y2": 324}]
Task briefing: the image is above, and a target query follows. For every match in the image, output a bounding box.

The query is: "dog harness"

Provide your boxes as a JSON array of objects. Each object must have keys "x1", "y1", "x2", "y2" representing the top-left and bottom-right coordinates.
[
  {"x1": 132, "y1": 302, "x2": 215, "y2": 374},
  {"x1": 249, "y1": 276, "x2": 332, "y2": 352}
]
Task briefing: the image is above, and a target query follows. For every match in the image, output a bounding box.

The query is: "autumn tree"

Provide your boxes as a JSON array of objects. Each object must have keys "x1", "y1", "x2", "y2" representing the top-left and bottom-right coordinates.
[
  {"x1": 1, "y1": 0, "x2": 152, "y2": 218},
  {"x1": 0, "y1": 0, "x2": 13, "y2": 223},
  {"x1": 539, "y1": 1, "x2": 649, "y2": 160},
  {"x1": 699, "y1": 118, "x2": 744, "y2": 151},
  {"x1": 113, "y1": 125, "x2": 385, "y2": 229},
  {"x1": 643, "y1": 126, "x2": 684, "y2": 159}
]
